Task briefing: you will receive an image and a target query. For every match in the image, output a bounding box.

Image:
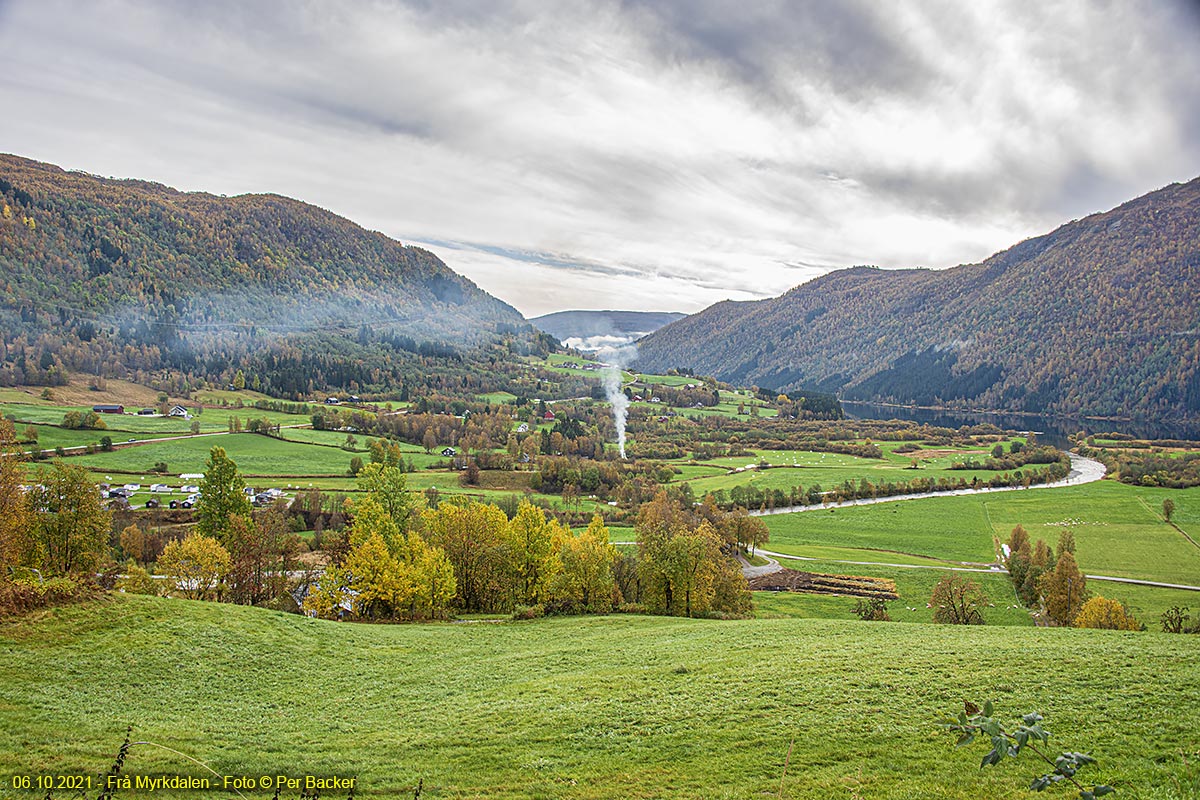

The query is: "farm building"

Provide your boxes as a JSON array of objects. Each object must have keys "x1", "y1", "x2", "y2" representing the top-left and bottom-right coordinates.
[
  {"x1": 441, "y1": 447, "x2": 456, "y2": 457},
  {"x1": 93, "y1": 404, "x2": 124, "y2": 414}
]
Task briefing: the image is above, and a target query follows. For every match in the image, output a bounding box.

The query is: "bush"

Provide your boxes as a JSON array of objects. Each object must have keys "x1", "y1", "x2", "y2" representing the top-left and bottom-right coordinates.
[
  {"x1": 853, "y1": 597, "x2": 891, "y2": 621},
  {"x1": 511, "y1": 603, "x2": 545, "y2": 620},
  {"x1": 1160, "y1": 605, "x2": 1192, "y2": 633},
  {"x1": 1074, "y1": 596, "x2": 1141, "y2": 630},
  {"x1": 117, "y1": 563, "x2": 161, "y2": 596},
  {"x1": 930, "y1": 573, "x2": 987, "y2": 625},
  {"x1": 0, "y1": 577, "x2": 96, "y2": 616}
]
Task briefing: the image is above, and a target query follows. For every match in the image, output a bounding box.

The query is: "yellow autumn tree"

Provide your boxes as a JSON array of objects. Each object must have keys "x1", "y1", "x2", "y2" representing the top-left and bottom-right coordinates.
[
  {"x1": 303, "y1": 563, "x2": 350, "y2": 619},
  {"x1": 554, "y1": 514, "x2": 617, "y2": 612},
  {"x1": 356, "y1": 462, "x2": 420, "y2": 532},
  {"x1": 0, "y1": 454, "x2": 33, "y2": 572},
  {"x1": 404, "y1": 531, "x2": 456, "y2": 619},
  {"x1": 28, "y1": 462, "x2": 111, "y2": 576},
  {"x1": 1074, "y1": 596, "x2": 1141, "y2": 631},
  {"x1": 1039, "y1": 550, "x2": 1088, "y2": 626},
  {"x1": 119, "y1": 524, "x2": 145, "y2": 563},
  {"x1": 422, "y1": 501, "x2": 510, "y2": 612},
  {"x1": 665, "y1": 519, "x2": 724, "y2": 617},
  {"x1": 507, "y1": 500, "x2": 561, "y2": 605},
  {"x1": 159, "y1": 532, "x2": 230, "y2": 601},
  {"x1": 343, "y1": 531, "x2": 410, "y2": 619},
  {"x1": 347, "y1": 494, "x2": 403, "y2": 553}
]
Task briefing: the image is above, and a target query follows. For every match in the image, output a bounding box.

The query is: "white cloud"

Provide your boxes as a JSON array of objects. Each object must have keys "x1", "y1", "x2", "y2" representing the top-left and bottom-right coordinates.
[{"x1": 0, "y1": 0, "x2": 1197, "y2": 316}]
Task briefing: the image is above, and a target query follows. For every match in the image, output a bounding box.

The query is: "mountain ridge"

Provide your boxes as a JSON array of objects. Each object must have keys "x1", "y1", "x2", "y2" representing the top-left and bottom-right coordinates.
[
  {"x1": 636, "y1": 177, "x2": 1200, "y2": 419},
  {"x1": 0, "y1": 153, "x2": 543, "y2": 396}
]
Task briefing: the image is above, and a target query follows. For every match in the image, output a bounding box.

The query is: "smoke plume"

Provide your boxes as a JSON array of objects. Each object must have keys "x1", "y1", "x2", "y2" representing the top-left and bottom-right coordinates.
[{"x1": 599, "y1": 344, "x2": 636, "y2": 458}]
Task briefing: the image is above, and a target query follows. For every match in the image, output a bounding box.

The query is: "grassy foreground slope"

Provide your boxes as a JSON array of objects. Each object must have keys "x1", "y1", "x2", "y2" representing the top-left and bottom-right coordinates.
[{"x1": 2, "y1": 597, "x2": 1198, "y2": 799}]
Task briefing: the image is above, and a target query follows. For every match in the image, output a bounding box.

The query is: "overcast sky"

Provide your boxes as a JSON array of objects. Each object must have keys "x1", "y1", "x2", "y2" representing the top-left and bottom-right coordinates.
[{"x1": 2, "y1": 1, "x2": 1198, "y2": 317}]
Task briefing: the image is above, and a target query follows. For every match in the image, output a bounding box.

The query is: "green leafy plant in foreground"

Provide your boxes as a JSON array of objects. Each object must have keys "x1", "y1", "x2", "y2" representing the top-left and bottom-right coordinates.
[{"x1": 944, "y1": 700, "x2": 1113, "y2": 798}]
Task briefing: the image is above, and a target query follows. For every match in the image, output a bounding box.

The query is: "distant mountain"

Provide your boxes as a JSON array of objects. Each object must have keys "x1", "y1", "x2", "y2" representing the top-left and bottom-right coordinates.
[
  {"x1": 0, "y1": 154, "x2": 545, "y2": 396},
  {"x1": 530, "y1": 310, "x2": 686, "y2": 351},
  {"x1": 636, "y1": 177, "x2": 1200, "y2": 420}
]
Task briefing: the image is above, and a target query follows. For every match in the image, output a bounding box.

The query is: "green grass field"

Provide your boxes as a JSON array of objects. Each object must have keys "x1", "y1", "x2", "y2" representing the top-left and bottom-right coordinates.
[
  {"x1": 1, "y1": 402, "x2": 310, "y2": 435},
  {"x1": 754, "y1": 480, "x2": 1200, "y2": 625},
  {"x1": 1, "y1": 596, "x2": 1197, "y2": 799},
  {"x1": 476, "y1": 391, "x2": 519, "y2": 404},
  {"x1": 762, "y1": 482, "x2": 1200, "y2": 584},
  {"x1": 678, "y1": 442, "x2": 1031, "y2": 498},
  {"x1": 60, "y1": 434, "x2": 355, "y2": 477},
  {"x1": 6, "y1": 427, "x2": 180, "y2": 453},
  {"x1": 633, "y1": 372, "x2": 696, "y2": 386},
  {"x1": 753, "y1": 555, "x2": 1200, "y2": 628}
]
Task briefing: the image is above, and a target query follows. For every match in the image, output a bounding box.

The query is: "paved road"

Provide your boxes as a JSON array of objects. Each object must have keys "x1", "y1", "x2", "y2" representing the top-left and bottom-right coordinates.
[
  {"x1": 750, "y1": 453, "x2": 1107, "y2": 517},
  {"x1": 737, "y1": 551, "x2": 782, "y2": 579}
]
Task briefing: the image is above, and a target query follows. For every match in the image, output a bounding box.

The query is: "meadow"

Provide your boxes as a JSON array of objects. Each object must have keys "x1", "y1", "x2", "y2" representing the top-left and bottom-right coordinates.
[
  {"x1": 761, "y1": 482, "x2": 1200, "y2": 584},
  {"x1": 58, "y1": 433, "x2": 354, "y2": 477},
  {"x1": 674, "y1": 439, "x2": 1036, "y2": 498},
  {"x1": 1, "y1": 596, "x2": 1196, "y2": 799},
  {"x1": 741, "y1": 479, "x2": 1199, "y2": 626},
  {"x1": 0, "y1": 401, "x2": 310, "y2": 435}
]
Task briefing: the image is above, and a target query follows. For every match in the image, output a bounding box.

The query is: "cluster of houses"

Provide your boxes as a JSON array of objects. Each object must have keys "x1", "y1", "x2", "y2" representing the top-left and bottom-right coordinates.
[
  {"x1": 92, "y1": 404, "x2": 191, "y2": 419},
  {"x1": 558, "y1": 361, "x2": 609, "y2": 372},
  {"x1": 91, "y1": 479, "x2": 289, "y2": 510}
]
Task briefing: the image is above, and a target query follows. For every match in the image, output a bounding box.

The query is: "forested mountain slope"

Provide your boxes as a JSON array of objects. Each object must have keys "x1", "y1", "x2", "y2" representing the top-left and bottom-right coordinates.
[
  {"x1": 636, "y1": 177, "x2": 1200, "y2": 419},
  {"x1": 0, "y1": 154, "x2": 542, "y2": 396}
]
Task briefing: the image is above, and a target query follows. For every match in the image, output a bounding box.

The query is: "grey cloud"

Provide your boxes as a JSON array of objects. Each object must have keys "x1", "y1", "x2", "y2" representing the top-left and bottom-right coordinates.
[
  {"x1": 1, "y1": 0, "x2": 1198, "y2": 316},
  {"x1": 623, "y1": 0, "x2": 935, "y2": 103}
]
